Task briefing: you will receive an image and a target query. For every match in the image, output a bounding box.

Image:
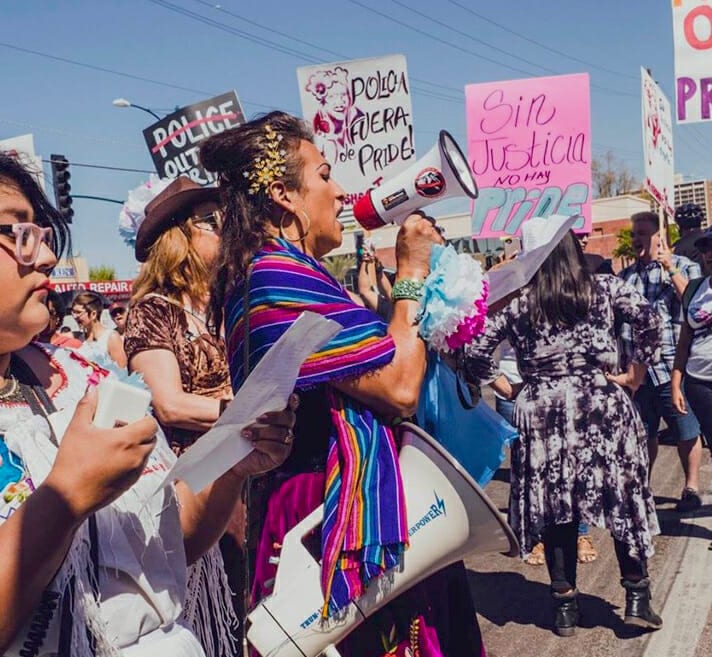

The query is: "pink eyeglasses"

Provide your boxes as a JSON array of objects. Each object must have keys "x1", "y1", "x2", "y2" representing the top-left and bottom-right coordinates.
[{"x1": 0, "y1": 223, "x2": 54, "y2": 266}]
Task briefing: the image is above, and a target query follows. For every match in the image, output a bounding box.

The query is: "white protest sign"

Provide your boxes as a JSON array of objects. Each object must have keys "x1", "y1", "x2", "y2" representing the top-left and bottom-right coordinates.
[
  {"x1": 297, "y1": 55, "x2": 416, "y2": 208},
  {"x1": 0, "y1": 134, "x2": 45, "y2": 190},
  {"x1": 672, "y1": 0, "x2": 712, "y2": 123},
  {"x1": 641, "y1": 68, "x2": 674, "y2": 216},
  {"x1": 149, "y1": 312, "x2": 341, "y2": 496}
]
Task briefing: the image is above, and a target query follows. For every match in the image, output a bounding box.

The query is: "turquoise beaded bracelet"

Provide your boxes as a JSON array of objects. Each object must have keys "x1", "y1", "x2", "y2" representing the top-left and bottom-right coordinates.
[{"x1": 391, "y1": 279, "x2": 424, "y2": 302}]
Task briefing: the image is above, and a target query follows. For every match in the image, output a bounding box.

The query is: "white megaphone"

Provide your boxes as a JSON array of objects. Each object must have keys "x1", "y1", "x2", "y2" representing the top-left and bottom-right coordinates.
[
  {"x1": 247, "y1": 423, "x2": 518, "y2": 657},
  {"x1": 353, "y1": 130, "x2": 478, "y2": 230}
]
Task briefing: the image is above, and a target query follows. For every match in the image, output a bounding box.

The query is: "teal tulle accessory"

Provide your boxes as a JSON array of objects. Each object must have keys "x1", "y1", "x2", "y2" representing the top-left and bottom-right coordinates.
[{"x1": 417, "y1": 244, "x2": 489, "y2": 353}]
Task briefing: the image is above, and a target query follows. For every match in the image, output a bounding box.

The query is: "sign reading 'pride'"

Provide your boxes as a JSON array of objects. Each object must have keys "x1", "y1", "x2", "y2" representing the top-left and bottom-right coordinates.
[{"x1": 466, "y1": 73, "x2": 591, "y2": 239}]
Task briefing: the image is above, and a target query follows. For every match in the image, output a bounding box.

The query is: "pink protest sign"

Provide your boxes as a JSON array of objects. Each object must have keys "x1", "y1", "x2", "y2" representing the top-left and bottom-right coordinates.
[{"x1": 466, "y1": 73, "x2": 591, "y2": 238}]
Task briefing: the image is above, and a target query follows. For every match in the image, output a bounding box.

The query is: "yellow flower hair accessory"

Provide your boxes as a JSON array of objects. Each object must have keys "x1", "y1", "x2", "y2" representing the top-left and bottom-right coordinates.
[{"x1": 243, "y1": 124, "x2": 287, "y2": 196}]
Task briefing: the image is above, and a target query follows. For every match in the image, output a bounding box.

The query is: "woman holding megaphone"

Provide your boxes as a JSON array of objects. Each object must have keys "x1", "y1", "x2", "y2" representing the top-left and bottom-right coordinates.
[{"x1": 202, "y1": 112, "x2": 484, "y2": 656}]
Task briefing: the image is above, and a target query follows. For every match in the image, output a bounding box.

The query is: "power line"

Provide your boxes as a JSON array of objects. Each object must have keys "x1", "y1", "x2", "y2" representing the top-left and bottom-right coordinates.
[
  {"x1": 346, "y1": 0, "x2": 545, "y2": 79},
  {"x1": 0, "y1": 41, "x2": 290, "y2": 112},
  {"x1": 675, "y1": 128, "x2": 712, "y2": 164},
  {"x1": 0, "y1": 116, "x2": 139, "y2": 148},
  {"x1": 42, "y1": 158, "x2": 154, "y2": 174},
  {"x1": 350, "y1": 0, "x2": 637, "y2": 99},
  {"x1": 686, "y1": 124, "x2": 712, "y2": 153},
  {"x1": 445, "y1": 0, "x2": 639, "y2": 82},
  {"x1": 189, "y1": 0, "x2": 346, "y2": 60},
  {"x1": 187, "y1": 0, "x2": 469, "y2": 96},
  {"x1": 146, "y1": 0, "x2": 326, "y2": 62},
  {"x1": 389, "y1": 0, "x2": 559, "y2": 77},
  {"x1": 0, "y1": 42, "x2": 214, "y2": 97},
  {"x1": 146, "y1": 0, "x2": 464, "y2": 104}
]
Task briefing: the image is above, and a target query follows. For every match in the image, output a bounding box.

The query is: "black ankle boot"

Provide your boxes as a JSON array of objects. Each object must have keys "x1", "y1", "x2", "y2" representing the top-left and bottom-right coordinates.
[
  {"x1": 621, "y1": 578, "x2": 663, "y2": 630},
  {"x1": 552, "y1": 589, "x2": 579, "y2": 637}
]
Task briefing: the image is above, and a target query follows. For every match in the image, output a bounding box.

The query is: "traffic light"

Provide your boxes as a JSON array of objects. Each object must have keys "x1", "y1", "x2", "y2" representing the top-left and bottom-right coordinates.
[{"x1": 50, "y1": 154, "x2": 73, "y2": 223}]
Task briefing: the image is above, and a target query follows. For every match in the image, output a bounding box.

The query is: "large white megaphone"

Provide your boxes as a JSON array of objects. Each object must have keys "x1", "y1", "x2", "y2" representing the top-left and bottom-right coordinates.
[
  {"x1": 353, "y1": 130, "x2": 478, "y2": 230},
  {"x1": 247, "y1": 423, "x2": 518, "y2": 657}
]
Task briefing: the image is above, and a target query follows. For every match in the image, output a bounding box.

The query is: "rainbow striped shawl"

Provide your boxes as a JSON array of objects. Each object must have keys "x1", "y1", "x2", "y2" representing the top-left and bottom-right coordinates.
[{"x1": 225, "y1": 238, "x2": 409, "y2": 616}]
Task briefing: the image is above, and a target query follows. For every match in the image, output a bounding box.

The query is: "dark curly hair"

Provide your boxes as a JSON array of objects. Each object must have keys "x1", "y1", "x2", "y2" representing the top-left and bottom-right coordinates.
[
  {"x1": 0, "y1": 151, "x2": 72, "y2": 260},
  {"x1": 200, "y1": 111, "x2": 313, "y2": 332}
]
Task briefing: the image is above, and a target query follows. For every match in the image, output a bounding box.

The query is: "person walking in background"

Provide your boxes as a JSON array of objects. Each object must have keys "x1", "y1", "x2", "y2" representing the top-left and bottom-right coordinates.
[
  {"x1": 356, "y1": 238, "x2": 393, "y2": 320},
  {"x1": 492, "y1": 341, "x2": 598, "y2": 568},
  {"x1": 619, "y1": 211, "x2": 704, "y2": 512},
  {"x1": 492, "y1": 234, "x2": 604, "y2": 569},
  {"x1": 72, "y1": 290, "x2": 127, "y2": 368},
  {"x1": 37, "y1": 289, "x2": 82, "y2": 348},
  {"x1": 578, "y1": 231, "x2": 615, "y2": 274},
  {"x1": 122, "y1": 175, "x2": 245, "y2": 655},
  {"x1": 672, "y1": 226, "x2": 712, "y2": 447},
  {"x1": 462, "y1": 222, "x2": 664, "y2": 636},
  {"x1": 673, "y1": 203, "x2": 708, "y2": 273},
  {"x1": 109, "y1": 301, "x2": 128, "y2": 336}
]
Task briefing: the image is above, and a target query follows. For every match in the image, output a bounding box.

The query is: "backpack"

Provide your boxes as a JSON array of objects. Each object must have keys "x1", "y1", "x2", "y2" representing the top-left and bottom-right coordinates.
[{"x1": 683, "y1": 277, "x2": 707, "y2": 328}]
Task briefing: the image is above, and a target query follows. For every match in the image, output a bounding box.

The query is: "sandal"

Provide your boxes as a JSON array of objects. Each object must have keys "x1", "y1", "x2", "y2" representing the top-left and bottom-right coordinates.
[
  {"x1": 525, "y1": 542, "x2": 546, "y2": 566},
  {"x1": 675, "y1": 488, "x2": 702, "y2": 513},
  {"x1": 577, "y1": 535, "x2": 598, "y2": 563}
]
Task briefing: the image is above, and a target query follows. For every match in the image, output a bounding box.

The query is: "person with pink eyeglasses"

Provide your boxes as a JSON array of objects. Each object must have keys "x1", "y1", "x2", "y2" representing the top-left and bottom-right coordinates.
[{"x1": 0, "y1": 152, "x2": 296, "y2": 657}]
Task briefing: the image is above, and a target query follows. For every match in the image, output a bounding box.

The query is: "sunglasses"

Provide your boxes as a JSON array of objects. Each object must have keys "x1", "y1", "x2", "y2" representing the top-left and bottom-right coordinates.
[
  {"x1": 0, "y1": 223, "x2": 54, "y2": 266},
  {"x1": 110, "y1": 309, "x2": 126, "y2": 318},
  {"x1": 191, "y1": 210, "x2": 223, "y2": 233}
]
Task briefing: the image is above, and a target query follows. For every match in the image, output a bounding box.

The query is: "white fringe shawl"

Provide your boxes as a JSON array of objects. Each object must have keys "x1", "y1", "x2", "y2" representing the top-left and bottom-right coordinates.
[
  {"x1": 7, "y1": 411, "x2": 240, "y2": 657},
  {"x1": 5, "y1": 413, "x2": 121, "y2": 657},
  {"x1": 181, "y1": 546, "x2": 240, "y2": 657},
  {"x1": 3, "y1": 347, "x2": 242, "y2": 657}
]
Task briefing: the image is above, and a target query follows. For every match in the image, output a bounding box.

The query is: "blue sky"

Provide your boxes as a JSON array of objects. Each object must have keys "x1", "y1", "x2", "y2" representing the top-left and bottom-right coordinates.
[{"x1": 2, "y1": 0, "x2": 710, "y2": 277}]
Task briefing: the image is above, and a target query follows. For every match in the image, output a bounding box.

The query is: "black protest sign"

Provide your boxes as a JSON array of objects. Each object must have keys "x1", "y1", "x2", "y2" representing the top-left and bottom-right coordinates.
[{"x1": 143, "y1": 91, "x2": 245, "y2": 184}]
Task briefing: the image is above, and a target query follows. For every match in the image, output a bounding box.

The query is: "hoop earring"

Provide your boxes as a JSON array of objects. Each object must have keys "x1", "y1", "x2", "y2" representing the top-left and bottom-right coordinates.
[{"x1": 279, "y1": 210, "x2": 311, "y2": 243}]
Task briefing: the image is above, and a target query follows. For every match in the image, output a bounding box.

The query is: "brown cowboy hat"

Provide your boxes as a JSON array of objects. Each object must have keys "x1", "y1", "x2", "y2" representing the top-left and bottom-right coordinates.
[{"x1": 135, "y1": 176, "x2": 220, "y2": 262}]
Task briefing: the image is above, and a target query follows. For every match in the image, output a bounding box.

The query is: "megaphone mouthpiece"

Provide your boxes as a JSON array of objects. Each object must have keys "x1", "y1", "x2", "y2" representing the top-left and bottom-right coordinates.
[
  {"x1": 353, "y1": 191, "x2": 387, "y2": 230},
  {"x1": 353, "y1": 130, "x2": 477, "y2": 230}
]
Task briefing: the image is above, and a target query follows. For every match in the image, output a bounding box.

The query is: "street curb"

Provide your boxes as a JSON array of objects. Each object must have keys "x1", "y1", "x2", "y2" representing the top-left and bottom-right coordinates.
[{"x1": 642, "y1": 495, "x2": 712, "y2": 657}]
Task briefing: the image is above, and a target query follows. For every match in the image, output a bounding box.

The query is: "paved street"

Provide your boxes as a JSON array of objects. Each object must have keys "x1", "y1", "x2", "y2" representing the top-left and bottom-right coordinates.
[{"x1": 466, "y1": 441, "x2": 712, "y2": 657}]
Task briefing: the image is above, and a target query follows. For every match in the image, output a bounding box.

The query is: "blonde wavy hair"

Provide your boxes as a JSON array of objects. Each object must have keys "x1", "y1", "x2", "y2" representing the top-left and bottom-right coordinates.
[{"x1": 131, "y1": 220, "x2": 210, "y2": 304}]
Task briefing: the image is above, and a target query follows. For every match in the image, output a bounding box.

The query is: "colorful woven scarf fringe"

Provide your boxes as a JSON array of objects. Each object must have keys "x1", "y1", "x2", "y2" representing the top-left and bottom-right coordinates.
[{"x1": 224, "y1": 238, "x2": 409, "y2": 616}]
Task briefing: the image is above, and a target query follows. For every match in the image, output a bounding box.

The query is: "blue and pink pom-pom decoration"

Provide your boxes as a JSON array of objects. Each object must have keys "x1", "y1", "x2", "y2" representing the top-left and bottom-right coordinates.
[
  {"x1": 417, "y1": 244, "x2": 489, "y2": 353},
  {"x1": 118, "y1": 174, "x2": 173, "y2": 248}
]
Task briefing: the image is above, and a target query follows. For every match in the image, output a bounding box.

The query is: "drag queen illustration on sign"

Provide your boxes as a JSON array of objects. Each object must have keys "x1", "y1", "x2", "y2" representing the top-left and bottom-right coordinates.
[{"x1": 305, "y1": 66, "x2": 364, "y2": 162}]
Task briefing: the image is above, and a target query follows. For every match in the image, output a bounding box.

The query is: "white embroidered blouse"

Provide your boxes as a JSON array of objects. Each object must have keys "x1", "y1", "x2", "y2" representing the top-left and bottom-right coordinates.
[{"x1": 0, "y1": 344, "x2": 186, "y2": 656}]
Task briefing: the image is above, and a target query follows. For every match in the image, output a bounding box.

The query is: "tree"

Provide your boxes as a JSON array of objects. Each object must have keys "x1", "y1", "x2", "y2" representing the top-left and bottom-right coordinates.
[
  {"x1": 613, "y1": 227, "x2": 635, "y2": 260},
  {"x1": 89, "y1": 265, "x2": 116, "y2": 281},
  {"x1": 321, "y1": 254, "x2": 356, "y2": 283},
  {"x1": 592, "y1": 150, "x2": 638, "y2": 198}
]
